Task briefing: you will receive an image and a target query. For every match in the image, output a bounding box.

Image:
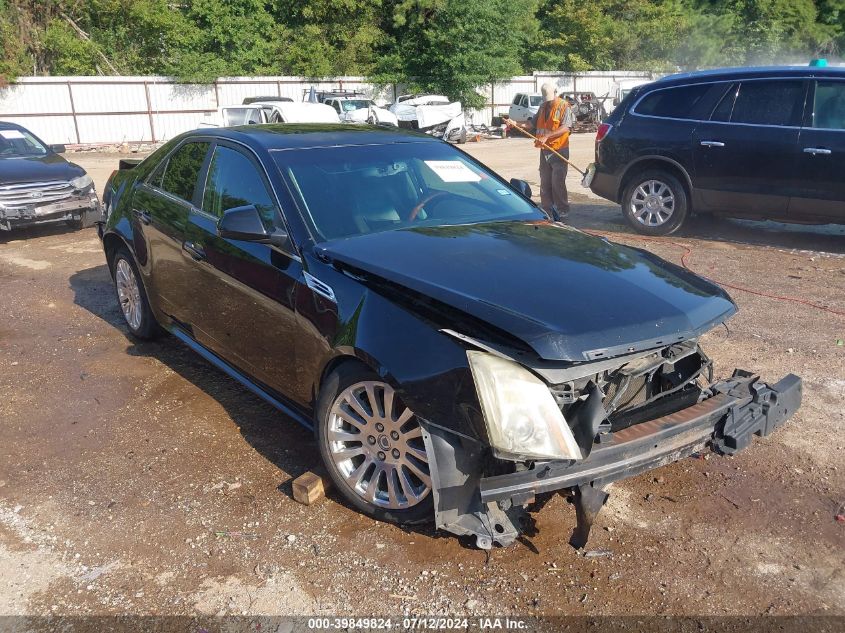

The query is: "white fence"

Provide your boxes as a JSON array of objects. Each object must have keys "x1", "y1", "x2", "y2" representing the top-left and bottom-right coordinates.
[{"x1": 0, "y1": 72, "x2": 654, "y2": 145}]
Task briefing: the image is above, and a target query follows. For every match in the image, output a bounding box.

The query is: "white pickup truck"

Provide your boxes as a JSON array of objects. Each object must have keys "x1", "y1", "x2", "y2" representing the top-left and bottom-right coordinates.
[{"x1": 508, "y1": 93, "x2": 543, "y2": 124}]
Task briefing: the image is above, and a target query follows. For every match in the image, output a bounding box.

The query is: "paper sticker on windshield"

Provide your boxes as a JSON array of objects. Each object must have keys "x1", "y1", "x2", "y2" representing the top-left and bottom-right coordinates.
[
  {"x1": 0, "y1": 130, "x2": 25, "y2": 140},
  {"x1": 424, "y1": 161, "x2": 481, "y2": 183},
  {"x1": 496, "y1": 189, "x2": 511, "y2": 196}
]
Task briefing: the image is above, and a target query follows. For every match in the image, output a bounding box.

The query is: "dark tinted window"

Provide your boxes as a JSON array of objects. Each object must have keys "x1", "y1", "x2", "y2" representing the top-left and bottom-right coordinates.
[
  {"x1": 728, "y1": 81, "x2": 805, "y2": 126},
  {"x1": 161, "y1": 142, "x2": 209, "y2": 203},
  {"x1": 635, "y1": 84, "x2": 712, "y2": 119},
  {"x1": 202, "y1": 146, "x2": 276, "y2": 227},
  {"x1": 813, "y1": 81, "x2": 845, "y2": 130}
]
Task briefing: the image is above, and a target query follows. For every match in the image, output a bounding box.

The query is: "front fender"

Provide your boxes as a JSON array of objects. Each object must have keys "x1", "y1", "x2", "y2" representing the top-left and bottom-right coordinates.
[{"x1": 296, "y1": 258, "x2": 486, "y2": 442}]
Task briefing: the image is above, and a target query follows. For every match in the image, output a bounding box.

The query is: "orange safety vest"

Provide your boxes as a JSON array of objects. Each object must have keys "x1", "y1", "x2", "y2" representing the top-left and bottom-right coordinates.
[{"x1": 534, "y1": 97, "x2": 571, "y2": 151}]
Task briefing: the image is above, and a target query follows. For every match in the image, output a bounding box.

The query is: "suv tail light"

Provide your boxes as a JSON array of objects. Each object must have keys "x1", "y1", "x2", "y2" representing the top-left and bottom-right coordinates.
[{"x1": 596, "y1": 123, "x2": 612, "y2": 143}]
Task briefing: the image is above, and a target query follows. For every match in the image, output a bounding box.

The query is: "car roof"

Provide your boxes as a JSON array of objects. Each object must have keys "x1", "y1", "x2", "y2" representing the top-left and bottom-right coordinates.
[
  {"x1": 655, "y1": 65, "x2": 845, "y2": 86},
  {"x1": 188, "y1": 124, "x2": 438, "y2": 150},
  {"x1": 0, "y1": 121, "x2": 25, "y2": 130}
]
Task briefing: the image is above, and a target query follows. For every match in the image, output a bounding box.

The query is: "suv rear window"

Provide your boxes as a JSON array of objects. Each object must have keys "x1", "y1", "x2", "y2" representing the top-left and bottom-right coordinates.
[
  {"x1": 634, "y1": 84, "x2": 712, "y2": 119},
  {"x1": 715, "y1": 80, "x2": 806, "y2": 127}
]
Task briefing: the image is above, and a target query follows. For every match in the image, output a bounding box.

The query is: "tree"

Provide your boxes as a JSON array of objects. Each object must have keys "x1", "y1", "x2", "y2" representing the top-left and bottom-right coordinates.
[
  {"x1": 376, "y1": 0, "x2": 537, "y2": 108},
  {"x1": 273, "y1": 0, "x2": 386, "y2": 76},
  {"x1": 0, "y1": 0, "x2": 30, "y2": 84}
]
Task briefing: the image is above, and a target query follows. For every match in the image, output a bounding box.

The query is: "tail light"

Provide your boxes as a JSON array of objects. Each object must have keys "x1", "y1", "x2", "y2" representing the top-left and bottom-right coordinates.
[{"x1": 596, "y1": 123, "x2": 612, "y2": 143}]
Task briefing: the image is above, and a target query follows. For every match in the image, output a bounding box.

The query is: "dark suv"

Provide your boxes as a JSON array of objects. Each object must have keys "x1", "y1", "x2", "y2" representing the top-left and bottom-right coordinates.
[{"x1": 590, "y1": 65, "x2": 845, "y2": 235}]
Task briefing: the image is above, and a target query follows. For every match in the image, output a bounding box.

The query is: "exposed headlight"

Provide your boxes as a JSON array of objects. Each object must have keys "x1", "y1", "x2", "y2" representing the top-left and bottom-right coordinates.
[
  {"x1": 70, "y1": 174, "x2": 93, "y2": 191},
  {"x1": 467, "y1": 351, "x2": 582, "y2": 461}
]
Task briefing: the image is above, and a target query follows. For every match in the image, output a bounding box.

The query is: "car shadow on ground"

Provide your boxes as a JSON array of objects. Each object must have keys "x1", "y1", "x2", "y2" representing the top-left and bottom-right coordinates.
[
  {"x1": 0, "y1": 222, "x2": 89, "y2": 244},
  {"x1": 568, "y1": 197, "x2": 845, "y2": 255},
  {"x1": 68, "y1": 263, "x2": 450, "y2": 545}
]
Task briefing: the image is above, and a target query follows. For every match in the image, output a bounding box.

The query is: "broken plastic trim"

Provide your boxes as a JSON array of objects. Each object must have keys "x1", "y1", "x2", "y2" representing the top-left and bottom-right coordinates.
[{"x1": 423, "y1": 370, "x2": 801, "y2": 549}]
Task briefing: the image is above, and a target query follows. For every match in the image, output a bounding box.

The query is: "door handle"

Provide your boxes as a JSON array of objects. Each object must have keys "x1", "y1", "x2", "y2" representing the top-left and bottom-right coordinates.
[
  {"x1": 182, "y1": 241, "x2": 206, "y2": 261},
  {"x1": 803, "y1": 147, "x2": 832, "y2": 155},
  {"x1": 132, "y1": 208, "x2": 151, "y2": 225},
  {"x1": 700, "y1": 141, "x2": 725, "y2": 147}
]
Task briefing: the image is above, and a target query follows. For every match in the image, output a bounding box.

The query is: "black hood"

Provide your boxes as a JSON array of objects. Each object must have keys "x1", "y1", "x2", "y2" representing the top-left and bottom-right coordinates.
[
  {"x1": 0, "y1": 153, "x2": 84, "y2": 185},
  {"x1": 318, "y1": 221, "x2": 736, "y2": 362}
]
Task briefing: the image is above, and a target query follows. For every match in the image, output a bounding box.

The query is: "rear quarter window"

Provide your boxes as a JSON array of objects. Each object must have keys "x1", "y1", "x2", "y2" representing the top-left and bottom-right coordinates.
[{"x1": 634, "y1": 84, "x2": 713, "y2": 119}]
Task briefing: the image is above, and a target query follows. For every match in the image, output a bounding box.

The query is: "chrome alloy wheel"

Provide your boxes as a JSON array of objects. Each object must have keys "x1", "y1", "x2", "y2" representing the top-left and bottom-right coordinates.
[
  {"x1": 327, "y1": 381, "x2": 431, "y2": 509},
  {"x1": 115, "y1": 258, "x2": 143, "y2": 331},
  {"x1": 630, "y1": 179, "x2": 675, "y2": 227}
]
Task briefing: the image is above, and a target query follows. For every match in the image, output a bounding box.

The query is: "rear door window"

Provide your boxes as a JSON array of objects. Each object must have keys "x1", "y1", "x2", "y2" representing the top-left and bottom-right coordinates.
[
  {"x1": 813, "y1": 81, "x2": 845, "y2": 130},
  {"x1": 202, "y1": 145, "x2": 277, "y2": 228},
  {"x1": 710, "y1": 83, "x2": 738, "y2": 122},
  {"x1": 635, "y1": 84, "x2": 713, "y2": 119},
  {"x1": 726, "y1": 80, "x2": 806, "y2": 127},
  {"x1": 160, "y1": 141, "x2": 210, "y2": 203}
]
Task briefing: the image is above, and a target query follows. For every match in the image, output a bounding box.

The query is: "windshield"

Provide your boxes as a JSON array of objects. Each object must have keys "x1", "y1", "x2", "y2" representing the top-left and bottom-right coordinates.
[
  {"x1": 0, "y1": 128, "x2": 48, "y2": 158},
  {"x1": 529, "y1": 96, "x2": 543, "y2": 107},
  {"x1": 274, "y1": 141, "x2": 543, "y2": 242},
  {"x1": 341, "y1": 100, "x2": 373, "y2": 112}
]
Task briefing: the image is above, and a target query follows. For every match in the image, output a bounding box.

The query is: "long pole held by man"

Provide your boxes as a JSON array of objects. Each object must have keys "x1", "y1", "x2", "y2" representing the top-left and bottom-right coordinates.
[{"x1": 506, "y1": 83, "x2": 574, "y2": 221}]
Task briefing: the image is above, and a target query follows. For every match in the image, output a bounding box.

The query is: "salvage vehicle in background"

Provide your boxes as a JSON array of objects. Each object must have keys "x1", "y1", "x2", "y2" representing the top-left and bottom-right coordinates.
[
  {"x1": 252, "y1": 102, "x2": 340, "y2": 124},
  {"x1": 199, "y1": 103, "x2": 339, "y2": 128},
  {"x1": 0, "y1": 121, "x2": 100, "y2": 232},
  {"x1": 508, "y1": 93, "x2": 542, "y2": 124},
  {"x1": 591, "y1": 64, "x2": 845, "y2": 235},
  {"x1": 563, "y1": 92, "x2": 607, "y2": 132},
  {"x1": 610, "y1": 78, "x2": 652, "y2": 111},
  {"x1": 99, "y1": 124, "x2": 800, "y2": 549},
  {"x1": 242, "y1": 96, "x2": 293, "y2": 105},
  {"x1": 323, "y1": 96, "x2": 399, "y2": 127}
]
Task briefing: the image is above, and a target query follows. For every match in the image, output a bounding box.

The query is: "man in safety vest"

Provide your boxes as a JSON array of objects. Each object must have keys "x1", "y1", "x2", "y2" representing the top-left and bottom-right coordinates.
[{"x1": 510, "y1": 82, "x2": 575, "y2": 219}]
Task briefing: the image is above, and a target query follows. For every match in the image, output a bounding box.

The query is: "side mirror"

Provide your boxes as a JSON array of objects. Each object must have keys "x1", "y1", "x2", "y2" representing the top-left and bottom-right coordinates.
[
  {"x1": 217, "y1": 204, "x2": 287, "y2": 247},
  {"x1": 50, "y1": 144, "x2": 66, "y2": 153},
  {"x1": 613, "y1": 98, "x2": 620, "y2": 107},
  {"x1": 509, "y1": 178, "x2": 533, "y2": 200}
]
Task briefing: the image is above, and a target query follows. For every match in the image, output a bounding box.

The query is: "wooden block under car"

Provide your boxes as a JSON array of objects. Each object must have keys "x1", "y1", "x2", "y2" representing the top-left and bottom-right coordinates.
[{"x1": 292, "y1": 471, "x2": 332, "y2": 505}]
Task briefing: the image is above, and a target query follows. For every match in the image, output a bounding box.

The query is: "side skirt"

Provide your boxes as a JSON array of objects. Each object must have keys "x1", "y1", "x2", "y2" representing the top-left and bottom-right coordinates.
[{"x1": 169, "y1": 325, "x2": 314, "y2": 431}]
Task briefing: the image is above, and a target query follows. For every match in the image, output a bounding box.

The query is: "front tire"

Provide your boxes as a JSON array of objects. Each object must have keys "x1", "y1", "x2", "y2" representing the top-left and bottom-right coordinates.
[
  {"x1": 110, "y1": 246, "x2": 160, "y2": 340},
  {"x1": 316, "y1": 363, "x2": 434, "y2": 525},
  {"x1": 622, "y1": 170, "x2": 688, "y2": 236}
]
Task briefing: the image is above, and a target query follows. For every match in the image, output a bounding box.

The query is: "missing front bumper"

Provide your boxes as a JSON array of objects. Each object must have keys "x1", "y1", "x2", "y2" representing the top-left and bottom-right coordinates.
[
  {"x1": 0, "y1": 195, "x2": 101, "y2": 231},
  {"x1": 424, "y1": 370, "x2": 801, "y2": 549}
]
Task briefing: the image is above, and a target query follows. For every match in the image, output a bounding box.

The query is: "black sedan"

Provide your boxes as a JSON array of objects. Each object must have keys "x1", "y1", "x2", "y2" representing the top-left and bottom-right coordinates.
[
  {"x1": 0, "y1": 121, "x2": 101, "y2": 232},
  {"x1": 100, "y1": 125, "x2": 800, "y2": 549}
]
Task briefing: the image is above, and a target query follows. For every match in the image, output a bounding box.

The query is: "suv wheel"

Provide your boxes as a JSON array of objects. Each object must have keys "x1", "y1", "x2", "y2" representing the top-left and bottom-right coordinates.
[
  {"x1": 316, "y1": 364, "x2": 433, "y2": 525},
  {"x1": 111, "y1": 246, "x2": 160, "y2": 340},
  {"x1": 622, "y1": 170, "x2": 688, "y2": 235}
]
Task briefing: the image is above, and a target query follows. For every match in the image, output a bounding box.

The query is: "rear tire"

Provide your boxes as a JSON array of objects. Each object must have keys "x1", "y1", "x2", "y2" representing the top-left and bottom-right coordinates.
[
  {"x1": 316, "y1": 363, "x2": 434, "y2": 526},
  {"x1": 110, "y1": 246, "x2": 160, "y2": 340},
  {"x1": 622, "y1": 170, "x2": 688, "y2": 236}
]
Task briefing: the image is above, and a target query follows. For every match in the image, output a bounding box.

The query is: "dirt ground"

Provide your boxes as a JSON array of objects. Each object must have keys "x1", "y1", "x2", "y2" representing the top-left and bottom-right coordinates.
[{"x1": 0, "y1": 134, "x2": 843, "y2": 620}]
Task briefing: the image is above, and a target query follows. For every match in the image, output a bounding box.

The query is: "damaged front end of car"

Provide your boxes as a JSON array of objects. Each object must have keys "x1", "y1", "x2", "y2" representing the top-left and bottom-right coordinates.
[
  {"x1": 0, "y1": 178, "x2": 101, "y2": 231},
  {"x1": 420, "y1": 334, "x2": 801, "y2": 549}
]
